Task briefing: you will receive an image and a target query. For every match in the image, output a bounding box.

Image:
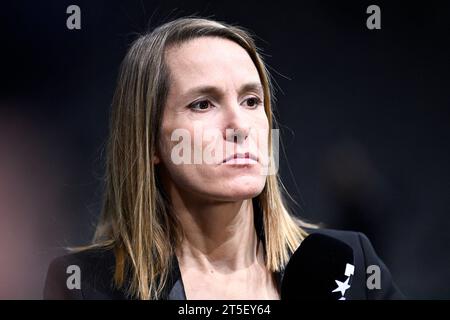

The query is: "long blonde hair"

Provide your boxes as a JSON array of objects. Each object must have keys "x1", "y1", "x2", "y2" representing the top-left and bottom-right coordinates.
[{"x1": 87, "y1": 17, "x2": 314, "y2": 300}]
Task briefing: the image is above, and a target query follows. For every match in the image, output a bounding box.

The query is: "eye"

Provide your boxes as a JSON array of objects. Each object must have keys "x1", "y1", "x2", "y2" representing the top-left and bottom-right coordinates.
[
  {"x1": 243, "y1": 96, "x2": 263, "y2": 109},
  {"x1": 189, "y1": 100, "x2": 214, "y2": 112}
]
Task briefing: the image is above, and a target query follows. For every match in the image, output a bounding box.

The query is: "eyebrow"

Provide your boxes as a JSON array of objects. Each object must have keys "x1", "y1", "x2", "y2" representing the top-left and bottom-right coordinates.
[{"x1": 182, "y1": 82, "x2": 264, "y2": 101}]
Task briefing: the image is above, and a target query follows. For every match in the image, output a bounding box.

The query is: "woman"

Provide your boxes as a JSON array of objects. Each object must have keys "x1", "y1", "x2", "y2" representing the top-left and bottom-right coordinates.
[{"x1": 44, "y1": 17, "x2": 403, "y2": 300}]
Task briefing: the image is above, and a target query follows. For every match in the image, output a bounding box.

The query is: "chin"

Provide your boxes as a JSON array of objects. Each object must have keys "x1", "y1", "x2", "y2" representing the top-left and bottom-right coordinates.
[{"x1": 216, "y1": 178, "x2": 265, "y2": 200}]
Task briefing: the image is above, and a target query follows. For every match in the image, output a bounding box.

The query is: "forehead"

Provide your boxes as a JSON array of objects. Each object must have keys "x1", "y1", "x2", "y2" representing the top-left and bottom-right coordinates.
[{"x1": 165, "y1": 37, "x2": 261, "y2": 91}]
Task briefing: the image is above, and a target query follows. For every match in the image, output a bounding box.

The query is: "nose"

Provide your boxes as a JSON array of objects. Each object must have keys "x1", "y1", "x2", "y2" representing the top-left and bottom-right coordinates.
[{"x1": 223, "y1": 103, "x2": 250, "y2": 144}]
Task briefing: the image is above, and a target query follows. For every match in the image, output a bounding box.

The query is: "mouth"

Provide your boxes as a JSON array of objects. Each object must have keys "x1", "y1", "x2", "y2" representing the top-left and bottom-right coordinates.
[{"x1": 222, "y1": 152, "x2": 258, "y2": 164}]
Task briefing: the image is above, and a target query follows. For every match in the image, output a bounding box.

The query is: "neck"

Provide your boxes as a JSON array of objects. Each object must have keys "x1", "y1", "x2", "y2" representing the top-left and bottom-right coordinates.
[{"x1": 172, "y1": 193, "x2": 261, "y2": 273}]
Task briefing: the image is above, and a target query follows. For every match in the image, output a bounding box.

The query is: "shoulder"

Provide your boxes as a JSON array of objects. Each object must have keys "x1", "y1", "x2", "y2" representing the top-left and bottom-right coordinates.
[
  {"x1": 304, "y1": 228, "x2": 390, "y2": 270},
  {"x1": 305, "y1": 228, "x2": 373, "y2": 255},
  {"x1": 43, "y1": 246, "x2": 128, "y2": 300},
  {"x1": 302, "y1": 228, "x2": 404, "y2": 299},
  {"x1": 305, "y1": 228, "x2": 361, "y2": 243}
]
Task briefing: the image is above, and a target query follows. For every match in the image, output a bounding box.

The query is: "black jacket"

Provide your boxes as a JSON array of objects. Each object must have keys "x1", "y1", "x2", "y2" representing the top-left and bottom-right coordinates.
[{"x1": 44, "y1": 204, "x2": 404, "y2": 300}]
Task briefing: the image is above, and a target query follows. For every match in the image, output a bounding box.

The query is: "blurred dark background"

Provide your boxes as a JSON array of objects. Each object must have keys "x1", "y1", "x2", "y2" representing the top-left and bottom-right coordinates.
[{"x1": 0, "y1": 0, "x2": 449, "y2": 299}]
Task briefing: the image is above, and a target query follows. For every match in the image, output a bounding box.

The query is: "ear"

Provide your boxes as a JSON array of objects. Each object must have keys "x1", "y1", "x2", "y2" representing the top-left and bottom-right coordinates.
[{"x1": 153, "y1": 154, "x2": 161, "y2": 165}]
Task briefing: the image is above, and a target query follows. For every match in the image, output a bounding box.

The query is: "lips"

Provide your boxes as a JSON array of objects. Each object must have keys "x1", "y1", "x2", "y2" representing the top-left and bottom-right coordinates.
[{"x1": 222, "y1": 152, "x2": 258, "y2": 164}]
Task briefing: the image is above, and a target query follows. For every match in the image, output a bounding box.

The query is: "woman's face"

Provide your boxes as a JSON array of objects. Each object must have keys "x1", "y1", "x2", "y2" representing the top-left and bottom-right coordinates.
[{"x1": 156, "y1": 36, "x2": 269, "y2": 202}]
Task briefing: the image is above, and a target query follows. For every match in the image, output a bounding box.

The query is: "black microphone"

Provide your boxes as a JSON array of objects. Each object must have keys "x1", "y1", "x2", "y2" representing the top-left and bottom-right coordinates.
[{"x1": 281, "y1": 233, "x2": 355, "y2": 300}]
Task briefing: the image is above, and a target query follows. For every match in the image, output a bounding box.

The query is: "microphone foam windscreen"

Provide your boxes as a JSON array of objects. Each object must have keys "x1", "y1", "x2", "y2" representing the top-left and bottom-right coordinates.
[{"x1": 281, "y1": 233, "x2": 355, "y2": 300}]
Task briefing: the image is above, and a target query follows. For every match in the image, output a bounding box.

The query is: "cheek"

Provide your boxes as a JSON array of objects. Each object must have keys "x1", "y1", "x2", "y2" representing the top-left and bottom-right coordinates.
[
  {"x1": 256, "y1": 110, "x2": 269, "y2": 130},
  {"x1": 157, "y1": 121, "x2": 209, "y2": 175},
  {"x1": 157, "y1": 125, "x2": 174, "y2": 162},
  {"x1": 251, "y1": 113, "x2": 270, "y2": 140}
]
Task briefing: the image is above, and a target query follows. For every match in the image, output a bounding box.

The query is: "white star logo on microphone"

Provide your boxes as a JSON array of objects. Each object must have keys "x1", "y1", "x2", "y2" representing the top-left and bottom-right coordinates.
[
  {"x1": 332, "y1": 263, "x2": 354, "y2": 300},
  {"x1": 333, "y1": 277, "x2": 351, "y2": 297}
]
